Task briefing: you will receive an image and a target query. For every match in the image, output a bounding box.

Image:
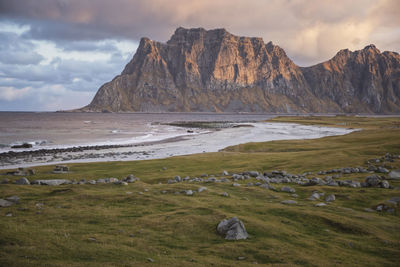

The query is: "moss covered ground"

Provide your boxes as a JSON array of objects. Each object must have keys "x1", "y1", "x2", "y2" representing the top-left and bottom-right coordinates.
[{"x1": 0, "y1": 116, "x2": 399, "y2": 266}]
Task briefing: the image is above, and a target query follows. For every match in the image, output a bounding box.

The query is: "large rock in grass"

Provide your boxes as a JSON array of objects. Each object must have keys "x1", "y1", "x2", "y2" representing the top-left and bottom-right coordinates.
[
  {"x1": 32, "y1": 179, "x2": 71, "y2": 186},
  {"x1": 365, "y1": 174, "x2": 381, "y2": 187},
  {"x1": 0, "y1": 199, "x2": 14, "y2": 207},
  {"x1": 217, "y1": 217, "x2": 248, "y2": 240},
  {"x1": 388, "y1": 170, "x2": 400, "y2": 179},
  {"x1": 15, "y1": 177, "x2": 30, "y2": 185}
]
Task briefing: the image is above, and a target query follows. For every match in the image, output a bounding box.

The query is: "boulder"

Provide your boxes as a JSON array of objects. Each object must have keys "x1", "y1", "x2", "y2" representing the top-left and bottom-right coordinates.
[
  {"x1": 185, "y1": 190, "x2": 193, "y2": 196},
  {"x1": 315, "y1": 203, "x2": 327, "y2": 207},
  {"x1": 388, "y1": 170, "x2": 400, "y2": 179},
  {"x1": 232, "y1": 183, "x2": 241, "y2": 187},
  {"x1": 222, "y1": 192, "x2": 229, "y2": 197},
  {"x1": 365, "y1": 175, "x2": 381, "y2": 187},
  {"x1": 124, "y1": 174, "x2": 139, "y2": 183},
  {"x1": 325, "y1": 194, "x2": 336, "y2": 202},
  {"x1": 380, "y1": 180, "x2": 390, "y2": 189},
  {"x1": 376, "y1": 167, "x2": 389, "y2": 174},
  {"x1": 1, "y1": 178, "x2": 9, "y2": 184},
  {"x1": 281, "y1": 186, "x2": 295, "y2": 193},
  {"x1": 260, "y1": 183, "x2": 275, "y2": 190},
  {"x1": 281, "y1": 200, "x2": 297, "y2": 205},
  {"x1": 308, "y1": 192, "x2": 320, "y2": 201},
  {"x1": 247, "y1": 171, "x2": 259, "y2": 177},
  {"x1": 222, "y1": 170, "x2": 229, "y2": 176},
  {"x1": 0, "y1": 199, "x2": 13, "y2": 207},
  {"x1": 217, "y1": 217, "x2": 248, "y2": 240},
  {"x1": 5, "y1": 196, "x2": 20, "y2": 203},
  {"x1": 33, "y1": 179, "x2": 71, "y2": 186},
  {"x1": 198, "y1": 187, "x2": 207, "y2": 193}
]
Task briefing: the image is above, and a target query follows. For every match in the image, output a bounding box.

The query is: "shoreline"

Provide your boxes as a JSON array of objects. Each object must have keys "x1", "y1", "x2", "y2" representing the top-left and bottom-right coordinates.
[{"x1": 0, "y1": 122, "x2": 355, "y2": 170}]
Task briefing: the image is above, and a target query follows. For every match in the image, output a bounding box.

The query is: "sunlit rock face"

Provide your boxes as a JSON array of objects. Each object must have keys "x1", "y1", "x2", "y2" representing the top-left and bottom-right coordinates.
[{"x1": 82, "y1": 27, "x2": 400, "y2": 113}]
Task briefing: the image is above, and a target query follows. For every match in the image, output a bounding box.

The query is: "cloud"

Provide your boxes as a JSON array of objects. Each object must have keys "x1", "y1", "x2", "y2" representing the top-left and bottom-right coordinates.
[
  {"x1": 0, "y1": 86, "x2": 30, "y2": 101},
  {"x1": 1, "y1": 0, "x2": 399, "y2": 66},
  {"x1": 0, "y1": 32, "x2": 44, "y2": 65},
  {"x1": 0, "y1": 0, "x2": 399, "y2": 110},
  {"x1": 0, "y1": 24, "x2": 136, "y2": 111}
]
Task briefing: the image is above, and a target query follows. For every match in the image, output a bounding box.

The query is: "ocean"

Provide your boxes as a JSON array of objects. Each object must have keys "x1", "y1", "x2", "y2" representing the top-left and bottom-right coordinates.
[{"x1": 0, "y1": 112, "x2": 353, "y2": 169}]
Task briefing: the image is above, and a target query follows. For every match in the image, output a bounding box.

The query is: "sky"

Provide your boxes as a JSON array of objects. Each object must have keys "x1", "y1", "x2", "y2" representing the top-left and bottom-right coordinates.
[{"x1": 0, "y1": 0, "x2": 399, "y2": 111}]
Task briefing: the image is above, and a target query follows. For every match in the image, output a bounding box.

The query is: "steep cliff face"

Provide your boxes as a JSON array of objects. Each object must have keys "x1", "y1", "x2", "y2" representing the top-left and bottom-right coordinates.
[
  {"x1": 302, "y1": 45, "x2": 400, "y2": 113},
  {"x1": 82, "y1": 27, "x2": 400, "y2": 113}
]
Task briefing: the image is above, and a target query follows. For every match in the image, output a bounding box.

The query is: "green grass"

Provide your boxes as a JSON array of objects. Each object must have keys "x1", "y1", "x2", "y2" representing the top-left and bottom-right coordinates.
[{"x1": 0, "y1": 116, "x2": 400, "y2": 266}]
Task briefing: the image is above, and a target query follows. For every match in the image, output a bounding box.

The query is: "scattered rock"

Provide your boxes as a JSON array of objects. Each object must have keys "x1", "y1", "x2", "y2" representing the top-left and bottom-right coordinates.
[
  {"x1": 260, "y1": 183, "x2": 275, "y2": 190},
  {"x1": 380, "y1": 180, "x2": 390, "y2": 189},
  {"x1": 15, "y1": 177, "x2": 30, "y2": 185},
  {"x1": 32, "y1": 179, "x2": 71, "y2": 186},
  {"x1": 0, "y1": 199, "x2": 13, "y2": 207},
  {"x1": 376, "y1": 167, "x2": 389, "y2": 174},
  {"x1": 388, "y1": 170, "x2": 400, "y2": 179},
  {"x1": 281, "y1": 186, "x2": 295, "y2": 193},
  {"x1": 325, "y1": 194, "x2": 336, "y2": 202},
  {"x1": 281, "y1": 200, "x2": 297, "y2": 205},
  {"x1": 232, "y1": 183, "x2": 241, "y2": 187},
  {"x1": 217, "y1": 217, "x2": 248, "y2": 240},
  {"x1": 315, "y1": 203, "x2": 327, "y2": 207},
  {"x1": 222, "y1": 170, "x2": 229, "y2": 176},
  {"x1": 147, "y1": 258, "x2": 155, "y2": 263},
  {"x1": 198, "y1": 187, "x2": 207, "y2": 193},
  {"x1": 365, "y1": 174, "x2": 381, "y2": 187},
  {"x1": 5, "y1": 196, "x2": 20, "y2": 203},
  {"x1": 52, "y1": 165, "x2": 69, "y2": 173},
  {"x1": 5, "y1": 212, "x2": 12, "y2": 217},
  {"x1": 308, "y1": 192, "x2": 320, "y2": 201},
  {"x1": 1, "y1": 178, "x2": 9, "y2": 184},
  {"x1": 222, "y1": 192, "x2": 229, "y2": 197}
]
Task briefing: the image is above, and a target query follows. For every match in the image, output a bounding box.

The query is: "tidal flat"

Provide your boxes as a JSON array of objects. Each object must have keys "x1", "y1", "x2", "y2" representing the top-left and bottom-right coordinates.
[{"x1": 0, "y1": 116, "x2": 399, "y2": 266}]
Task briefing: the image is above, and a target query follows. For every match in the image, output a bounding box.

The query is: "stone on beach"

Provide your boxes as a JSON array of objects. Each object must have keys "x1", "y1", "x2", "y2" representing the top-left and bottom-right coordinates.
[{"x1": 217, "y1": 217, "x2": 248, "y2": 240}]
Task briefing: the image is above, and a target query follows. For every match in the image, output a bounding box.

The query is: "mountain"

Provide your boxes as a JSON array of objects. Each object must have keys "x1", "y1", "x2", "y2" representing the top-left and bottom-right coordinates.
[{"x1": 81, "y1": 27, "x2": 400, "y2": 113}]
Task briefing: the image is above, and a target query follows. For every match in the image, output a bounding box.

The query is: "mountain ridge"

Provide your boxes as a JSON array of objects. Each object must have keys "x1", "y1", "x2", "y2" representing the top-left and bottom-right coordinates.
[{"x1": 80, "y1": 27, "x2": 400, "y2": 113}]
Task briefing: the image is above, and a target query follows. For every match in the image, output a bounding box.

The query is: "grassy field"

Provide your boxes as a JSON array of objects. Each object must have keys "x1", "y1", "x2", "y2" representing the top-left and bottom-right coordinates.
[{"x1": 0, "y1": 116, "x2": 399, "y2": 266}]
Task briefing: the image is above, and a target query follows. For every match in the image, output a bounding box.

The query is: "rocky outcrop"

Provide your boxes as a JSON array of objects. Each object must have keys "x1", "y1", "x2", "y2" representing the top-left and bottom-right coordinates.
[{"x1": 81, "y1": 27, "x2": 400, "y2": 113}]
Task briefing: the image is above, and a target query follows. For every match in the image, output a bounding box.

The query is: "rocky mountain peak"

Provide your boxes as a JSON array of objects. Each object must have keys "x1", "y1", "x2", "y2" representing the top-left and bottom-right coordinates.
[{"x1": 82, "y1": 28, "x2": 400, "y2": 114}]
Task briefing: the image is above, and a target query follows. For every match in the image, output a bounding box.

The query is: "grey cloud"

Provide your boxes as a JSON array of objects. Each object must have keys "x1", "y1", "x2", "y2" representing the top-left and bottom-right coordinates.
[
  {"x1": 1, "y1": 0, "x2": 399, "y2": 66},
  {"x1": 0, "y1": 32, "x2": 44, "y2": 65}
]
